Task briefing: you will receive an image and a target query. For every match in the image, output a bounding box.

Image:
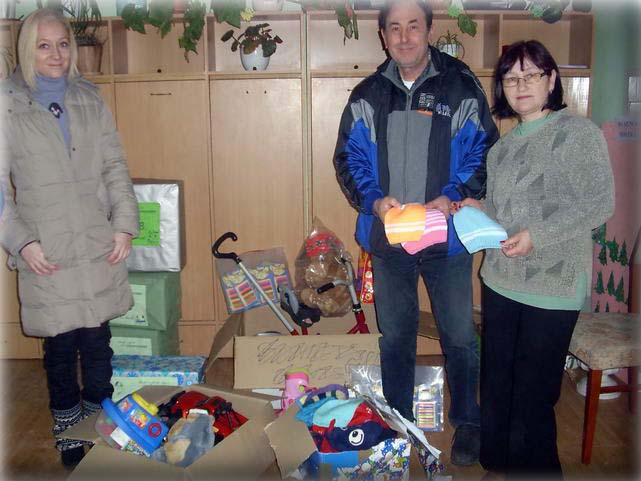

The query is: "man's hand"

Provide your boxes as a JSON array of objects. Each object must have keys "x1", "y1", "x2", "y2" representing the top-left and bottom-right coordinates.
[
  {"x1": 425, "y1": 195, "x2": 452, "y2": 218},
  {"x1": 107, "y1": 232, "x2": 133, "y2": 265},
  {"x1": 20, "y1": 242, "x2": 58, "y2": 275},
  {"x1": 501, "y1": 229, "x2": 534, "y2": 258},
  {"x1": 373, "y1": 196, "x2": 401, "y2": 221},
  {"x1": 451, "y1": 198, "x2": 484, "y2": 213}
]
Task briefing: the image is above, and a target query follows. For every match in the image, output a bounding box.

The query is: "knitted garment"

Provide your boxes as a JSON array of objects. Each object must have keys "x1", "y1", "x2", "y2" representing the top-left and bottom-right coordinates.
[
  {"x1": 401, "y1": 208, "x2": 448, "y2": 254},
  {"x1": 452, "y1": 206, "x2": 507, "y2": 253},
  {"x1": 304, "y1": 399, "x2": 395, "y2": 453},
  {"x1": 52, "y1": 404, "x2": 86, "y2": 452},
  {"x1": 481, "y1": 110, "x2": 614, "y2": 298},
  {"x1": 384, "y1": 203, "x2": 426, "y2": 244},
  {"x1": 33, "y1": 74, "x2": 70, "y2": 150}
]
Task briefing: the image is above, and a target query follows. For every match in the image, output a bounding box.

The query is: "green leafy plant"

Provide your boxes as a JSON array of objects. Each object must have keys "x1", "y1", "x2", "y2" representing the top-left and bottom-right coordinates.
[
  {"x1": 290, "y1": 0, "x2": 358, "y2": 43},
  {"x1": 120, "y1": 0, "x2": 254, "y2": 61},
  {"x1": 37, "y1": 0, "x2": 103, "y2": 46},
  {"x1": 220, "y1": 22, "x2": 282, "y2": 57},
  {"x1": 212, "y1": 0, "x2": 254, "y2": 28},
  {"x1": 446, "y1": 0, "x2": 592, "y2": 37},
  {"x1": 442, "y1": 0, "x2": 477, "y2": 37}
]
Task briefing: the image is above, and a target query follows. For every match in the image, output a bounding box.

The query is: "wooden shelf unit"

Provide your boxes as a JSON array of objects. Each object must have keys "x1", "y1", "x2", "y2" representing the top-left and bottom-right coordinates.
[{"x1": 0, "y1": 9, "x2": 595, "y2": 357}]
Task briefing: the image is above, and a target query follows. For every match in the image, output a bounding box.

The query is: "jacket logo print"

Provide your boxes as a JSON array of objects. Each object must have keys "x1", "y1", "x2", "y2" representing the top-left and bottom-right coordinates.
[
  {"x1": 418, "y1": 93, "x2": 434, "y2": 112},
  {"x1": 435, "y1": 102, "x2": 451, "y2": 117}
]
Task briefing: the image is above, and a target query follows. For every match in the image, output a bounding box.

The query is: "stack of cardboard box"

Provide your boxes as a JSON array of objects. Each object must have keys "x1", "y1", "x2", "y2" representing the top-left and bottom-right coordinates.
[{"x1": 110, "y1": 179, "x2": 185, "y2": 356}]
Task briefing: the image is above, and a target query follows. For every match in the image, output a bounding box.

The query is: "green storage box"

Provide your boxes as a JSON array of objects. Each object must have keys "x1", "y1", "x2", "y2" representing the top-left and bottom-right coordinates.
[
  {"x1": 110, "y1": 272, "x2": 181, "y2": 331},
  {"x1": 110, "y1": 324, "x2": 180, "y2": 356}
]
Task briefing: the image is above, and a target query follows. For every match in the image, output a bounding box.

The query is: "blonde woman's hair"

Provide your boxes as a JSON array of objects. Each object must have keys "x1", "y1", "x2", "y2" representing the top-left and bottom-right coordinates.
[{"x1": 17, "y1": 8, "x2": 79, "y2": 90}]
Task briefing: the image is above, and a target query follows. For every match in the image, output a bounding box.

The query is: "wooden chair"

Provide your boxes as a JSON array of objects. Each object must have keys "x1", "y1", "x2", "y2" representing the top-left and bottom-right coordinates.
[{"x1": 568, "y1": 312, "x2": 640, "y2": 464}]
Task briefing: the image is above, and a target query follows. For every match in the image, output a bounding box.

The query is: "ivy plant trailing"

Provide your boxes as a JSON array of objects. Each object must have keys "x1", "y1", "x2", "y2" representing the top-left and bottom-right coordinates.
[{"x1": 121, "y1": 0, "x2": 252, "y2": 61}]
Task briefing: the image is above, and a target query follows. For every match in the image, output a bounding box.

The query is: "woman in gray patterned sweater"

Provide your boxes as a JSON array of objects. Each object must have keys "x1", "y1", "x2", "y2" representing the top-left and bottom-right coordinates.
[{"x1": 455, "y1": 40, "x2": 614, "y2": 478}]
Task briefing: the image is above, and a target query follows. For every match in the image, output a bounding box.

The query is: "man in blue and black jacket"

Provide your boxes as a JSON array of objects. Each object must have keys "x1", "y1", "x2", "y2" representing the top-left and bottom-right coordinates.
[{"x1": 334, "y1": 0, "x2": 498, "y2": 466}]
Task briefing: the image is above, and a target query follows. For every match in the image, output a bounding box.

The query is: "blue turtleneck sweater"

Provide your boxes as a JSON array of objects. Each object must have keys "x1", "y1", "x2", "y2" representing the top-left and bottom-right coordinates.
[{"x1": 33, "y1": 74, "x2": 70, "y2": 150}]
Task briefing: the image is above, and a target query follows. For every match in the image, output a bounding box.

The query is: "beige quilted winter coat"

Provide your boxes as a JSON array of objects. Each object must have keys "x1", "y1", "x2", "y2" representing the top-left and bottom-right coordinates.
[{"x1": 0, "y1": 70, "x2": 139, "y2": 337}]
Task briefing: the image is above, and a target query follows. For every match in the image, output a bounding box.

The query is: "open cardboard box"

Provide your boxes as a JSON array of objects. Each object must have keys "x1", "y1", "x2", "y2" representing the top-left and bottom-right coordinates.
[
  {"x1": 264, "y1": 393, "x2": 441, "y2": 480},
  {"x1": 206, "y1": 303, "x2": 442, "y2": 390},
  {"x1": 59, "y1": 385, "x2": 277, "y2": 480}
]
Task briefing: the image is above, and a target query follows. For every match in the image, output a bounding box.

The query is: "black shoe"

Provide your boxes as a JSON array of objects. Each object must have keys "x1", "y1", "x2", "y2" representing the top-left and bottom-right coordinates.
[
  {"x1": 451, "y1": 423, "x2": 480, "y2": 466},
  {"x1": 61, "y1": 445, "x2": 85, "y2": 469}
]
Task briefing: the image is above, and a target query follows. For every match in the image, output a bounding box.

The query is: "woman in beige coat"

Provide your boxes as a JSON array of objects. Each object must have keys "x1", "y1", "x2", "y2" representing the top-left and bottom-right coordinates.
[{"x1": 0, "y1": 8, "x2": 139, "y2": 468}]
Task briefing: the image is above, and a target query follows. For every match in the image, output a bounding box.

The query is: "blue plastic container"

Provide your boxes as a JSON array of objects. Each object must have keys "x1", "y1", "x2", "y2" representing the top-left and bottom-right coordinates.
[{"x1": 96, "y1": 393, "x2": 168, "y2": 456}]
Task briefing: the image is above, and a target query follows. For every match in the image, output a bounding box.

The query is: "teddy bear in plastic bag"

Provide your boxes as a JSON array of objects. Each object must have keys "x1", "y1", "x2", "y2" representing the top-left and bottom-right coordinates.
[{"x1": 294, "y1": 218, "x2": 353, "y2": 318}]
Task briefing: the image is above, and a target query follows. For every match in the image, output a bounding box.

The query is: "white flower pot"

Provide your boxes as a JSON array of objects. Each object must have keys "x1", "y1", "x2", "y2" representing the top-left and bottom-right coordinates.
[
  {"x1": 240, "y1": 46, "x2": 270, "y2": 71},
  {"x1": 252, "y1": 0, "x2": 284, "y2": 11},
  {"x1": 439, "y1": 43, "x2": 461, "y2": 59}
]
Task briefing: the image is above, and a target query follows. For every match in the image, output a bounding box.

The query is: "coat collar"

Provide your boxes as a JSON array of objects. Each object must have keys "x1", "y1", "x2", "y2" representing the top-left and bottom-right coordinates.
[
  {"x1": 6, "y1": 66, "x2": 97, "y2": 103},
  {"x1": 378, "y1": 45, "x2": 444, "y2": 92}
]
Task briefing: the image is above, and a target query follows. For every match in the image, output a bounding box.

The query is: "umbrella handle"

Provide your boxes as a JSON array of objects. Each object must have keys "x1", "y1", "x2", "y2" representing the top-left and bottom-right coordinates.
[{"x1": 212, "y1": 232, "x2": 240, "y2": 262}]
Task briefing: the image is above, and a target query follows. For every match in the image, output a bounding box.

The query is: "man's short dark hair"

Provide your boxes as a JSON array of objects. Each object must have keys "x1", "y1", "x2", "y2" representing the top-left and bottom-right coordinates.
[
  {"x1": 378, "y1": 0, "x2": 433, "y2": 31},
  {"x1": 492, "y1": 40, "x2": 567, "y2": 119}
]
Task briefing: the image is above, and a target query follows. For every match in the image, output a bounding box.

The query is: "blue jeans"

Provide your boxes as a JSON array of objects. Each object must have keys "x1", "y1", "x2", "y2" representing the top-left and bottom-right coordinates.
[{"x1": 372, "y1": 250, "x2": 480, "y2": 427}]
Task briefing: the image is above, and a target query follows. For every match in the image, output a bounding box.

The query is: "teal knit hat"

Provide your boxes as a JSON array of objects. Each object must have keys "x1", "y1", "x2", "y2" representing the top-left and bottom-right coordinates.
[{"x1": 452, "y1": 206, "x2": 508, "y2": 254}]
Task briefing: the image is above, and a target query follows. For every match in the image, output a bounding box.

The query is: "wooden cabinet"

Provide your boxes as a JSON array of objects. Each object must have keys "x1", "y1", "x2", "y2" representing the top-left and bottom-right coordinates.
[
  {"x1": 210, "y1": 78, "x2": 304, "y2": 321},
  {"x1": 114, "y1": 80, "x2": 214, "y2": 322},
  {"x1": 0, "y1": 8, "x2": 595, "y2": 356},
  {"x1": 310, "y1": 77, "x2": 362, "y2": 260}
]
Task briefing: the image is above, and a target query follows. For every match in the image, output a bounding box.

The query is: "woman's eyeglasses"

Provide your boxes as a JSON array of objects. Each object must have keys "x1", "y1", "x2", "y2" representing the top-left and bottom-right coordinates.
[{"x1": 502, "y1": 72, "x2": 548, "y2": 88}]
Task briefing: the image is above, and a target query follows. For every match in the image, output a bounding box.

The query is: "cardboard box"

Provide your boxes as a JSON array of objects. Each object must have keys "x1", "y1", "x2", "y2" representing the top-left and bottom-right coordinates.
[
  {"x1": 208, "y1": 303, "x2": 381, "y2": 389},
  {"x1": 127, "y1": 179, "x2": 186, "y2": 272},
  {"x1": 110, "y1": 272, "x2": 181, "y2": 331},
  {"x1": 307, "y1": 437, "x2": 411, "y2": 480},
  {"x1": 110, "y1": 325, "x2": 180, "y2": 356},
  {"x1": 264, "y1": 395, "x2": 441, "y2": 481},
  {"x1": 207, "y1": 303, "x2": 443, "y2": 390},
  {"x1": 111, "y1": 355, "x2": 206, "y2": 400},
  {"x1": 61, "y1": 385, "x2": 277, "y2": 480}
]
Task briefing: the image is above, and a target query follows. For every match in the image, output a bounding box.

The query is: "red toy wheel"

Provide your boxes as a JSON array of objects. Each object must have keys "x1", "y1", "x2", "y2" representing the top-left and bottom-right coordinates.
[{"x1": 148, "y1": 422, "x2": 162, "y2": 437}]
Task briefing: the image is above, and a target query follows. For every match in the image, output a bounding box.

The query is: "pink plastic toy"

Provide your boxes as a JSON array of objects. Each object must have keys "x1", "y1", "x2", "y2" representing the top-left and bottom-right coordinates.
[{"x1": 281, "y1": 369, "x2": 311, "y2": 412}]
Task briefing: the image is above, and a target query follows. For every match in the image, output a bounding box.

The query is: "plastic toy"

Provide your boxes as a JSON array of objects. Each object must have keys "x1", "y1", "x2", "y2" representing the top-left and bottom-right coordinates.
[
  {"x1": 281, "y1": 369, "x2": 311, "y2": 412},
  {"x1": 156, "y1": 390, "x2": 248, "y2": 441},
  {"x1": 95, "y1": 393, "x2": 169, "y2": 457}
]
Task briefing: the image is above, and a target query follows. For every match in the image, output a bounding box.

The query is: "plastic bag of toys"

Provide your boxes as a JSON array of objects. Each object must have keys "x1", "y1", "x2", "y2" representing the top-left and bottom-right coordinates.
[{"x1": 294, "y1": 218, "x2": 352, "y2": 317}]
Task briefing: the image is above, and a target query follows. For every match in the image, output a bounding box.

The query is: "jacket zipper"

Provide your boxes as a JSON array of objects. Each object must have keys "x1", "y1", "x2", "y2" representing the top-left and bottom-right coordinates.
[{"x1": 403, "y1": 87, "x2": 412, "y2": 202}]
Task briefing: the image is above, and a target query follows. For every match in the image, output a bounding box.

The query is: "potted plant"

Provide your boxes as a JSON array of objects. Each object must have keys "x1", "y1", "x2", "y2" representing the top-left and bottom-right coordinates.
[
  {"x1": 435, "y1": 29, "x2": 465, "y2": 59},
  {"x1": 37, "y1": 0, "x2": 105, "y2": 74},
  {"x1": 290, "y1": 0, "x2": 359, "y2": 43},
  {"x1": 121, "y1": 0, "x2": 253, "y2": 61},
  {"x1": 220, "y1": 22, "x2": 282, "y2": 71}
]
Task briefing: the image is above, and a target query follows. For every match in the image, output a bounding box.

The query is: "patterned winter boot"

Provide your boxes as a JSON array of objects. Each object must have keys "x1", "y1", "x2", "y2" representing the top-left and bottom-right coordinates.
[
  {"x1": 51, "y1": 404, "x2": 86, "y2": 469},
  {"x1": 81, "y1": 399, "x2": 102, "y2": 420}
]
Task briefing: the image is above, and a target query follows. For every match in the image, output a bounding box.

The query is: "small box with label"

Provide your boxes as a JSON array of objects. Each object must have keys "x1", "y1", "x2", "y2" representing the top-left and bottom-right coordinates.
[
  {"x1": 110, "y1": 325, "x2": 179, "y2": 357},
  {"x1": 110, "y1": 272, "x2": 181, "y2": 331},
  {"x1": 110, "y1": 355, "x2": 206, "y2": 401}
]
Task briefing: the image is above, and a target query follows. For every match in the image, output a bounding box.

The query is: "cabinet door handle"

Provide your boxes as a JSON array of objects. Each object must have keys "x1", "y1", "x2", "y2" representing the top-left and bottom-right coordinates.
[{"x1": 150, "y1": 92, "x2": 172, "y2": 96}]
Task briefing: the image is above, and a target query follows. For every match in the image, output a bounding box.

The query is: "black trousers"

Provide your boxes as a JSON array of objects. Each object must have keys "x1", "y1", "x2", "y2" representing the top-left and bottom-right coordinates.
[
  {"x1": 480, "y1": 285, "x2": 579, "y2": 479},
  {"x1": 43, "y1": 322, "x2": 114, "y2": 411}
]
